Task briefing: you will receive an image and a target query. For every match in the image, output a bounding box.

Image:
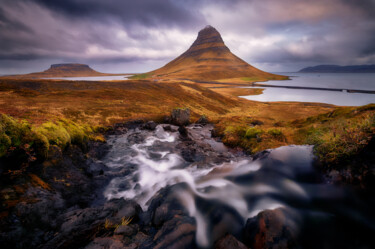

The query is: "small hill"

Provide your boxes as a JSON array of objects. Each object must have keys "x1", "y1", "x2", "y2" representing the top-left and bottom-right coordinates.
[
  {"x1": 147, "y1": 25, "x2": 285, "y2": 81},
  {"x1": 299, "y1": 64, "x2": 375, "y2": 73},
  {"x1": 3, "y1": 63, "x2": 114, "y2": 79}
]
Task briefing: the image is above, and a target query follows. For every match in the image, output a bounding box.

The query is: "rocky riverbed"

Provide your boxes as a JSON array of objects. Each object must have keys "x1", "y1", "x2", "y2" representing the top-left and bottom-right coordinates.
[{"x1": 1, "y1": 121, "x2": 374, "y2": 249}]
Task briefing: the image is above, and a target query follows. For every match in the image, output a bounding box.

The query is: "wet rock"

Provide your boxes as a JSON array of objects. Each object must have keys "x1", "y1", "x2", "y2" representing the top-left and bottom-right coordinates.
[
  {"x1": 252, "y1": 149, "x2": 271, "y2": 161},
  {"x1": 162, "y1": 124, "x2": 179, "y2": 132},
  {"x1": 85, "y1": 237, "x2": 124, "y2": 249},
  {"x1": 127, "y1": 132, "x2": 147, "y2": 145},
  {"x1": 215, "y1": 234, "x2": 248, "y2": 249},
  {"x1": 243, "y1": 208, "x2": 298, "y2": 249},
  {"x1": 143, "y1": 121, "x2": 157, "y2": 131},
  {"x1": 178, "y1": 126, "x2": 189, "y2": 138},
  {"x1": 86, "y1": 159, "x2": 108, "y2": 176},
  {"x1": 171, "y1": 108, "x2": 190, "y2": 126},
  {"x1": 153, "y1": 215, "x2": 196, "y2": 249}
]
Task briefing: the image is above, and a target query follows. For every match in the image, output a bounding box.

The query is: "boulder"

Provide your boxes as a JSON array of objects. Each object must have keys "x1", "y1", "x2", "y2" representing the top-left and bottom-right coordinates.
[
  {"x1": 143, "y1": 121, "x2": 157, "y2": 131},
  {"x1": 243, "y1": 208, "x2": 298, "y2": 249},
  {"x1": 171, "y1": 108, "x2": 190, "y2": 126}
]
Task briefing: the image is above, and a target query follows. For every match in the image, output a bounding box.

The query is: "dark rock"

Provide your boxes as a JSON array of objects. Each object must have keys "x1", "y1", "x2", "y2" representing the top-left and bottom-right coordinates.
[
  {"x1": 114, "y1": 225, "x2": 136, "y2": 236},
  {"x1": 252, "y1": 149, "x2": 271, "y2": 161},
  {"x1": 215, "y1": 234, "x2": 248, "y2": 249},
  {"x1": 143, "y1": 121, "x2": 157, "y2": 131},
  {"x1": 251, "y1": 120, "x2": 264, "y2": 126},
  {"x1": 113, "y1": 200, "x2": 142, "y2": 223},
  {"x1": 127, "y1": 132, "x2": 147, "y2": 145},
  {"x1": 86, "y1": 159, "x2": 108, "y2": 176},
  {"x1": 197, "y1": 115, "x2": 209, "y2": 124},
  {"x1": 243, "y1": 208, "x2": 298, "y2": 249},
  {"x1": 162, "y1": 124, "x2": 179, "y2": 132},
  {"x1": 14, "y1": 187, "x2": 65, "y2": 229},
  {"x1": 153, "y1": 215, "x2": 196, "y2": 249},
  {"x1": 85, "y1": 237, "x2": 124, "y2": 249},
  {"x1": 178, "y1": 126, "x2": 189, "y2": 137},
  {"x1": 171, "y1": 108, "x2": 190, "y2": 126}
]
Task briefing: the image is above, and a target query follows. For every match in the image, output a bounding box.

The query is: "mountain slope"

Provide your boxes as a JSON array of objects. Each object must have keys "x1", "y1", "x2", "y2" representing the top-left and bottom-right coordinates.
[{"x1": 148, "y1": 25, "x2": 284, "y2": 81}]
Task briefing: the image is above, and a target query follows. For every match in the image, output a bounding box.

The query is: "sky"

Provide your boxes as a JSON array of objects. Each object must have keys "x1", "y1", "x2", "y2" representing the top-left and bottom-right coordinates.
[{"x1": 0, "y1": 0, "x2": 374, "y2": 74}]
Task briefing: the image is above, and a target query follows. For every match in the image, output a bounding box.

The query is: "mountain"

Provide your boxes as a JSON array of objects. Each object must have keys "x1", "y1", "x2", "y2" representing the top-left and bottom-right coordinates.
[
  {"x1": 148, "y1": 25, "x2": 285, "y2": 81},
  {"x1": 3, "y1": 63, "x2": 114, "y2": 78},
  {"x1": 299, "y1": 64, "x2": 375, "y2": 73}
]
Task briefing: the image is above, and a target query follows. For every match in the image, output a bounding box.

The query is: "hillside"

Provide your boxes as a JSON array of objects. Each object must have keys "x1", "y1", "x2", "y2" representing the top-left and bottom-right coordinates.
[
  {"x1": 299, "y1": 64, "x2": 375, "y2": 73},
  {"x1": 2, "y1": 63, "x2": 116, "y2": 78},
  {"x1": 147, "y1": 26, "x2": 286, "y2": 81}
]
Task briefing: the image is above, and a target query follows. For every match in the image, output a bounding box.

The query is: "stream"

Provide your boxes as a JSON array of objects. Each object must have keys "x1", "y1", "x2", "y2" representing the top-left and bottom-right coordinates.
[{"x1": 101, "y1": 124, "x2": 375, "y2": 248}]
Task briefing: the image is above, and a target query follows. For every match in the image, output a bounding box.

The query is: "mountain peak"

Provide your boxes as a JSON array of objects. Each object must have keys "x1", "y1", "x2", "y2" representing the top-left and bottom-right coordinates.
[
  {"x1": 188, "y1": 25, "x2": 227, "y2": 54},
  {"x1": 149, "y1": 26, "x2": 283, "y2": 81}
]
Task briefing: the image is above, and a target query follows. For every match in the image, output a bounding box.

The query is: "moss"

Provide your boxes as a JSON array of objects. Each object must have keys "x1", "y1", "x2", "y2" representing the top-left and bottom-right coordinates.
[
  {"x1": 244, "y1": 127, "x2": 263, "y2": 139},
  {"x1": 129, "y1": 73, "x2": 152, "y2": 79},
  {"x1": 34, "y1": 122, "x2": 71, "y2": 149},
  {"x1": 0, "y1": 133, "x2": 11, "y2": 157}
]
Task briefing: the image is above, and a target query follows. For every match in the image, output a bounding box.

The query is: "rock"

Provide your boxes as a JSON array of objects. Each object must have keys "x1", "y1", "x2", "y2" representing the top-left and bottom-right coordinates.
[
  {"x1": 162, "y1": 124, "x2": 179, "y2": 132},
  {"x1": 171, "y1": 108, "x2": 190, "y2": 126},
  {"x1": 113, "y1": 200, "x2": 142, "y2": 222},
  {"x1": 197, "y1": 115, "x2": 209, "y2": 124},
  {"x1": 114, "y1": 225, "x2": 136, "y2": 236},
  {"x1": 178, "y1": 126, "x2": 189, "y2": 137},
  {"x1": 85, "y1": 237, "x2": 124, "y2": 249},
  {"x1": 243, "y1": 208, "x2": 298, "y2": 249},
  {"x1": 143, "y1": 121, "x2": 157, "y2": 131},
  {"x1": 86, "y1": 159, "x2": 108, "y2": 176},
  {"x1": 15, "y1": 187, "x2": 66, "y2": 229},
  {"x1": 153, "y1": 216, "x2": 196, "y2": 249},
  {"x1": 215, "y1": 234, "x2": 248, "y2": 249}
]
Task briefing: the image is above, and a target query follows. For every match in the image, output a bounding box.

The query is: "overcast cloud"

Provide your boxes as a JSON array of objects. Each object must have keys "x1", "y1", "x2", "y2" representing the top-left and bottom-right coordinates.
[{"x1": 0, "y1": 0, "x2": 374, "y2": 74}]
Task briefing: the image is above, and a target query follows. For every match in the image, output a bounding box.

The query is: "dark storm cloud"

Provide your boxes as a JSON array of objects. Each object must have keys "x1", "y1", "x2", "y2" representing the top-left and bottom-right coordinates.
[
  {"x1": 33, "y1": 0, "x2": 203, "y2": 29},
  {"x1": 0, "y1": 0, "x2": 374, "y2": 73}
]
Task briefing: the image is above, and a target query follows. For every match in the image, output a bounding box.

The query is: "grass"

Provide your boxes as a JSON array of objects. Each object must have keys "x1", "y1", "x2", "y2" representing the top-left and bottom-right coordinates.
[
  {"x1": 129, "y1": 73, "x2": 152, "y2": 79},
  {"x1": 1, "y1": 78, "x2": 373, "y2": 167},
  {"x1": 104, "y1": 216, "x2": 133, "y2": 230}
]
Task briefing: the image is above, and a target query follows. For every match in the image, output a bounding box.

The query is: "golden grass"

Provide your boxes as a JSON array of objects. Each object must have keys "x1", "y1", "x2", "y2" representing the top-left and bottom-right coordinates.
[{"x1": 1, "y1": 78, "x2": 373, "y2": 163}]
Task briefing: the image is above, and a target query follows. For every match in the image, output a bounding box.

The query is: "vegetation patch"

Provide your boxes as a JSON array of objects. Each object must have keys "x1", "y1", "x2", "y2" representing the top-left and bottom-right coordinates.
[{"x1": 129, "y1": 73, "x2": 152, "y2": 79}]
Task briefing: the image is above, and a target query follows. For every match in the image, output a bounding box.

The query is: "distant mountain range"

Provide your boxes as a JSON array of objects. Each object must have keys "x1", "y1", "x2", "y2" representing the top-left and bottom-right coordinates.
[{"x1": 299, "y1": 64, "x2": 375, "y2": 73}]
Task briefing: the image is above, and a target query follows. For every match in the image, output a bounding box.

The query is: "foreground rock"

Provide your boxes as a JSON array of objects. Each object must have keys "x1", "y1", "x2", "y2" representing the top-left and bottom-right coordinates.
[
  {"x1": 170, "y1": 108, "x2": 190, "y2": 126},
  {"x1": 244, "y1": 208, "x2": 298, "y2": 249}
]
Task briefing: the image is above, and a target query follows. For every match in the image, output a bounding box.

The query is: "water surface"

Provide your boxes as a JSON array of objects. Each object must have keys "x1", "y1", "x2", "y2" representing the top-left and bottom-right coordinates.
[{"x1": 242, "y1": 73, "x2": 375, "y2": 106}]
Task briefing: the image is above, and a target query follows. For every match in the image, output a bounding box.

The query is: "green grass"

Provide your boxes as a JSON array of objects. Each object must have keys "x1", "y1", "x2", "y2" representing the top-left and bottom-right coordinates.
[{"x1": 129, "y1": 73, "x2": 152, "y2": 79}]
